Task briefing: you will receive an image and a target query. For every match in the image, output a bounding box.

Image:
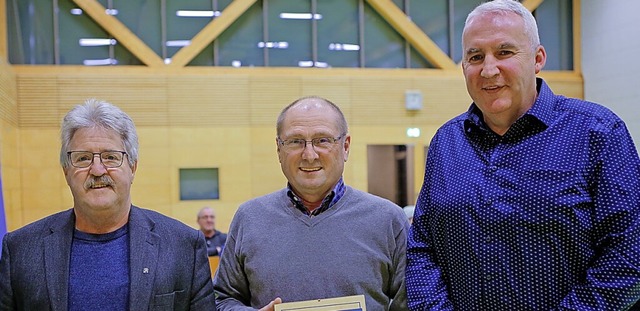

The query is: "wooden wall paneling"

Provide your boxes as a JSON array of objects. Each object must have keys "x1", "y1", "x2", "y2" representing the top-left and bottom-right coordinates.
[
  {"x1": 57, "y1": 73, "x2": 170, "y2": 126},
  {"x1": 0, "y1": 61, "x2": 17, "y2": 125},
  {"x1": 351, "y1": 76, "x2": 419, "y2": 126},
  {"x1": 17, "y1": 75, "x2": 60, "y2": 127},
  {"x1": 249, "y1": 75, "x2": 303, "y2": 125},
  {"x1": 167, "y1": 74, "x2": 252, "y2": 126},
  {"x1": 8, "y1": 66, "x2": 584, "y2": 233},
  {"x1": 300, "y1": 75, "x2": 352, "y2": 119}
]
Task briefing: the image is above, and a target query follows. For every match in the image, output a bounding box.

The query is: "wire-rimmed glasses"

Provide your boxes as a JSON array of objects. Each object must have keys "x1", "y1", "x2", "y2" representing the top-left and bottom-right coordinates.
[{"x1": 277, "y1": 134, "x2": 345, "y2": 153}]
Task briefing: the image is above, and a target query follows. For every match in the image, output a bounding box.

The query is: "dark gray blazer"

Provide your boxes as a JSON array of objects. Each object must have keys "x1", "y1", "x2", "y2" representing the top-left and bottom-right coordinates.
[{"x1": 0, "y1": 206, "x2": 216, "y2": 311}]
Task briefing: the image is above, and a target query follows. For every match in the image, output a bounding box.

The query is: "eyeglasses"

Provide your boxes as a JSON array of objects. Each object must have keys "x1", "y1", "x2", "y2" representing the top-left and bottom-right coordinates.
[
  {"x1": 67, "y1": 151, "x2": 128, "y2": 168},
  {"x1": 278, "y1": 134, "x2": 345, "y2": 153}
]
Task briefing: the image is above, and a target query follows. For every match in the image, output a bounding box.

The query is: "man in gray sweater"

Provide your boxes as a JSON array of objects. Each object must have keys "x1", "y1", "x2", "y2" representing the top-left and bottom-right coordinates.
[{"x1": 213, "y1": 96, "x2": 409, "y2": 311}]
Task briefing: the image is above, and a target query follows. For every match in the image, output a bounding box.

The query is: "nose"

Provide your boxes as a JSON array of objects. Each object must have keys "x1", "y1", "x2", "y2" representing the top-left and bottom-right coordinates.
[
  {"x1": 301, "y1": 141, "x2": 319, "y2": 161},
  {"x1": 89, "y1": 154, "x2": 107, "y2": 175},
  {"x1": 480, "y1": 55, "x2": 499, "y2": 78}
]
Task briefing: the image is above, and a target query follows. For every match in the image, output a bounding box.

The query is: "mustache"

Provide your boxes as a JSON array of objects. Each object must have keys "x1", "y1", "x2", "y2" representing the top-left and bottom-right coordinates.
[{"x1": 85, "y1": 175, "x2": 114, "y2": 189}]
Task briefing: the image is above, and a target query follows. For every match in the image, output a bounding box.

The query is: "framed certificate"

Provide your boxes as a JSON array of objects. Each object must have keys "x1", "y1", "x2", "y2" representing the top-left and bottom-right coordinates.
[{"x1": 274, "y1": 294, "x2": 366, "y2": 311}]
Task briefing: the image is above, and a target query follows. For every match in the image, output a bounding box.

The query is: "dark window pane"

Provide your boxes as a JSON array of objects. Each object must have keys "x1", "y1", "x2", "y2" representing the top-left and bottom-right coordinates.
[
  {"x1": 409, "y1": 46, "x2": 432, "y2": 69},
  {"x1": 216, "y1": 1, "x2": 264, "y2": 67},
  {"x1": 364, "y1": 3, "x2": 405, "y2": 68},
  {"x1": 317, "y1": 0, "x2": 359, "y2": 68},
  {"x1": 7, "y1": 0, "x2": 54, "y2": 64},
  {"x1": 535, "y1": 0, "x2": 573, "y2": 70},
  {"x1": 187, "y1": 0, "x2": 238, "y2": 66},
  {"x1": 166, "y1": 0, "x2": 214, "y2": 62},
  {"x1": 452, "y1": 0, "x2": 483, "y2": 63},
  {"x1": 180, "y1": 168, "x2": 220, "y2": 200},
  {"x1": 268, "y1": 0, "x2": 312, "y2": 67},
  {"x1": 58, "y1": 0, "x2": 112, "y2": 65},
  {"x1": 408, "y1": 0, "x2": 448, "y2": 68},
  {"x1": 112, "y1": 0, "x2": 160, "y2": 65},
  {"x1": 5, "y1": 0, "x2": 575, "y2": 70}
]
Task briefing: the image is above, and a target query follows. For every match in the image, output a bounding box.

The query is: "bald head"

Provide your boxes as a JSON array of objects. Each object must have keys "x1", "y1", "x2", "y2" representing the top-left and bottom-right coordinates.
[{"x1": 276, "y1": 96, "x2": 348, "y2": 138}]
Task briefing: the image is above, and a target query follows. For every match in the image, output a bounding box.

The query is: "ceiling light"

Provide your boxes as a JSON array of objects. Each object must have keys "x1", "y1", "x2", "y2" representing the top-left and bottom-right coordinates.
[
  {"x1": 257, "y1": 41, "x2": 289, "y2": 49},
  {"x1": 166, "y1": 40, "x2": 191, "y2": 47},
  {"x1": 83, "y1": 58, "x2": 118, "y2": 66},
  {"x1": 279, "y1": 13, "x2": 322, "y2": 20},
  {"x1": 328, "y1": 43, "x2": 360, "y2": 51},
  {"x1": 297, "y1": 61, "x2": 328, "y2": 68},
  {"x1": 176, "y1": 10, "x2": 220, "y2": 17},
  {"x1": 79, "y1": 38, "x2": 117, "y2": 46}
]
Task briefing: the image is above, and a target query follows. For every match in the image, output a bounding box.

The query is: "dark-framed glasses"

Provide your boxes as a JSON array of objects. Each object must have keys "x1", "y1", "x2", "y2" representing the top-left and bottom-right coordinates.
[
  {"x1": 278, "y1": 134, "x2": 345, "y2": 153},
  {"x1": 67, "y1": 151, "x2": 127, "y2": 168}
]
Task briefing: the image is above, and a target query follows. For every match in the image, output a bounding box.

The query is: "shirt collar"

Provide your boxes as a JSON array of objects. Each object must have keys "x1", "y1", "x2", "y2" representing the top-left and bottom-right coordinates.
[{"x1": 287, "y1": 177, "x2": 346, "y2": 217}]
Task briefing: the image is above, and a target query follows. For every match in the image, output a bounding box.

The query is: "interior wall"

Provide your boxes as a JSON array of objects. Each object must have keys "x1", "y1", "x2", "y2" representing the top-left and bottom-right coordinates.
[
  {"x1": 5, "y1": 66, "x2": 583, "y2": 232},
  {"x1": 581, "y1": 0, "x2": 640, "y2": 152},
  {"x1": 0, "y1": 58, "x2": 18, "y2": 232}
]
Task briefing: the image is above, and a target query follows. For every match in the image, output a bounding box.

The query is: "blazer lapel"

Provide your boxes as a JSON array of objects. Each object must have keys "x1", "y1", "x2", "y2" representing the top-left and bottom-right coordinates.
[
  {"x1": 43, "y1": 210, "x2": 75, "y2": 311},
  {"x1": 128, "y1": 206, "x2": 160, "y2": 310}
]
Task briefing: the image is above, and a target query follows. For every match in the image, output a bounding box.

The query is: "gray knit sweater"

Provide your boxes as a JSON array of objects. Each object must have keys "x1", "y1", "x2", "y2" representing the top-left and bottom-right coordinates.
[{"x1": 213, "y1": 186, "x2": 409, "y2": 311}]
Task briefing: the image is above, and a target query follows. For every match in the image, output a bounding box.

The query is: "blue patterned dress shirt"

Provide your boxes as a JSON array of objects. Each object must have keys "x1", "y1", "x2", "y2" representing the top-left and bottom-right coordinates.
[{"x1": 406, "y1": 78, "x2": 640, "y2": 310}]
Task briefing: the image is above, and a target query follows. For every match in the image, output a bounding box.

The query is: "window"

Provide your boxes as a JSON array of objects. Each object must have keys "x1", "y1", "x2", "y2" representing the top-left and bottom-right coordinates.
[
  {"x1": 179, "y1": 168, "x2": 219, "y2": 200},
  {"x1": 6, "y1": 0, "x2": 574, "y2": 70}
]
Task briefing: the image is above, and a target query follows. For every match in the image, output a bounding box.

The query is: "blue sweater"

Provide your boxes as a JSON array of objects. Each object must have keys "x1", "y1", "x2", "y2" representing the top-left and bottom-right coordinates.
[{"x1": 69, "y1": 225, "x2": 129, "y2": 310}]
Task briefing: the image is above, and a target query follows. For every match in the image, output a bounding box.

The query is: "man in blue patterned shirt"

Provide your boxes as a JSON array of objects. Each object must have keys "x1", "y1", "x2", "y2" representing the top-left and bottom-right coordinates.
[{"x1": 406, "y1": 0, "x2": 640, "y2": 310}]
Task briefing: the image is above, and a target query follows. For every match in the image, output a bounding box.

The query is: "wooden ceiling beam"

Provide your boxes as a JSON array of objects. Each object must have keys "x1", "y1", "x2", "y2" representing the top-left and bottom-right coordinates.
[
  {"x1": 365, "y1": 0, "x2": 457, "y2": 70},
  {"x1": 73, "y1": 0, "x2": 164, "y2": 67},
  {"x1": 168, "y1": 0, "x2": 257, "y2": 68}
]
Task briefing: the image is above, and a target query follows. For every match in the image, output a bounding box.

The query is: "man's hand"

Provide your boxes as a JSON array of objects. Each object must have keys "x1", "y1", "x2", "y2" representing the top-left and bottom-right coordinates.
[{"x1": 259, "y1": 297, "x2": 282, "y2": 311}]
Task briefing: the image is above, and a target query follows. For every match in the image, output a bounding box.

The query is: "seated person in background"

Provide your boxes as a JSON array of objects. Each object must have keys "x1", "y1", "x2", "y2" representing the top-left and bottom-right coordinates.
[
  {"x1": 213, "y1": 96, "x2": 409, "y2": 311},
  {"x1": 197, "y1": 206, "x2": 227, "y2": 256}
]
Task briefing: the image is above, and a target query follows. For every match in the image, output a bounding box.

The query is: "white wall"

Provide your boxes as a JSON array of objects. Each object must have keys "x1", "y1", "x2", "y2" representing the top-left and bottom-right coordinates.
[{"x1": 582, "y1": 0, "x2": 640, "y2": 152}]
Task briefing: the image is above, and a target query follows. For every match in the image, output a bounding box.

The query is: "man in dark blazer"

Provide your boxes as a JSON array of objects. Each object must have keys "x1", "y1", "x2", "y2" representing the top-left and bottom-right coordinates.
[{"x1": 0, "y1": 99, "x2": 215, "y2": 310}]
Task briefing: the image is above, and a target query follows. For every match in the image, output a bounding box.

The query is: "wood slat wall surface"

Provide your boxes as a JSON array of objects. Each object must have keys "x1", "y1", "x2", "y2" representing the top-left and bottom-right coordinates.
[
  {"x1": 0, "y1": 61, "x2": 17, "y2": 126},
  {"x1": 1, "y1": 65, "x2": 583, "y2": 232}
]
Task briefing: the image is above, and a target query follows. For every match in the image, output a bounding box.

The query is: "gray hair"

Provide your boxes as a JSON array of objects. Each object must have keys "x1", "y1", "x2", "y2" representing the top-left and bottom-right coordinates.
[
  {"x1": 276, "y1": 96, "x2": 348, "y2": 137},
  {"x1": 197, "y1": 206, "x2": 215, "y2": 219},
  {"x1": 464, "y1": 0, "x2": 540, "y2": 51},
  {"x1": 60, "y1": 99, "x2": 139, "y2": 168}
]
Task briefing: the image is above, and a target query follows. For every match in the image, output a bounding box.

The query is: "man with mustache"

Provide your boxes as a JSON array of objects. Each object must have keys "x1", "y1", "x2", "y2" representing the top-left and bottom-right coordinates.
[
  {"x1": 213, "y1": 96, "x2": 409, "y2": 311},
  {"x1": 0, "y1": 99, "x2": 216, "y2": 310}
]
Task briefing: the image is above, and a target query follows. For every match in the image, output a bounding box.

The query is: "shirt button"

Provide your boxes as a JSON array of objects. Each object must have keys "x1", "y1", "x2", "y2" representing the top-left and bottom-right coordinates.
[
  {"x1": 485, "y1": 236, "x2": 492, "y2": 243},
  {"x1": 488, "y1": 165, "x2": 497, "y2": 172}
]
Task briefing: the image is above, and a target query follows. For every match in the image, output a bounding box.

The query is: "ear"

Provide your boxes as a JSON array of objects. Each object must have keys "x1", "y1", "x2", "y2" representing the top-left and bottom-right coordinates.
[
  {"x1": 342, "y1": 135, "x2": 351, "y2": 162},
  {"x1": 62, "y1": 166, "x2": 72, "y2": 186},
  {"x1": 276, "y1": 137, "x2": 283, "y2": 163},
  {"x1": 131, "y1": 161, "x2": 138, "y2": 183},
  {"x1": 534, "y1": 45, "x2": 547, "y2": 74}
]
